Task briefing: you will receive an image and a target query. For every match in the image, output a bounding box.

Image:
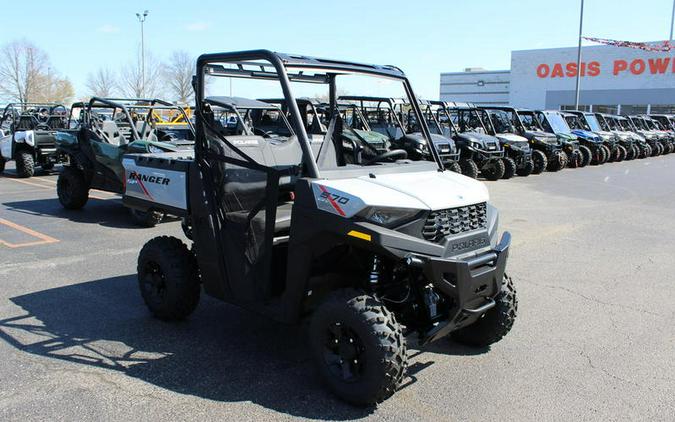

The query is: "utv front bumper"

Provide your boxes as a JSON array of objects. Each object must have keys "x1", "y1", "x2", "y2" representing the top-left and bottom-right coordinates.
[{"x1": 407, "y1": 232, "x2": 510, "y2": 345}]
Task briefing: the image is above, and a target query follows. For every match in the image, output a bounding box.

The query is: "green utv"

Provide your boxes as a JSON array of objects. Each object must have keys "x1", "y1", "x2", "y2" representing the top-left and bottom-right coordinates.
[{"x1": 54, "y1": 97, "x2": 194, "y2": 226}]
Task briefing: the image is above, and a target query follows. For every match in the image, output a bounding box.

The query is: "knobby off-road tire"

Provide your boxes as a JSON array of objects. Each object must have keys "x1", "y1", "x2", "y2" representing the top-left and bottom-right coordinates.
[
  {"x1": 655, "y1": 143, "x2": 664, "y2": 156},
  {"x1": 615, "y1": 145, "x2": 627, "y2": 162},
  {"x1": 515, "y1": 159, "x2": 534, "y2": 177},
  {"x1": 642, "y1": 144, "x2": 652, "y2": 158},
  {"x1": 452, "y1": 274, "x2": 518, "y2": 347},
  {"x1": 566, "y1": 151, "x2": 580, "y2": 168},
  {"x1": 501, "y1": 157, "x2": 517, "y2": 179},
  {"x1": 481, "y1": 159, "x2": 505, "y2": 181},
  {"x1": 15, "y1": 151, "x2": 34, "y2": 178},
  {"x1": 459, "y1": 158, "x2": 479, "y2": 179},
  {"x1": 579, "y1": 145, "x2": 592, "y2": 167},
  {"x1": 447, "y1": 161, "x2": 462, "y2": 174},
  {"x1": 57, "y1": 167, "x2": 89, "y2": 209},
  {"x1": 130, "y1": 208, "x2": 165, "y2": 228},
  {"x1": 137, "y1": 236, "x2": 200, "y2": 321},
  {"x1": 309, "y1": 289, "x2": 407, "y2": 406},
  {"x1": 531, "y1": 150, "x2": 547, "y2": 174},
  {"x1": 547, "y1": 150, "x2": 567, "y2": 172}
]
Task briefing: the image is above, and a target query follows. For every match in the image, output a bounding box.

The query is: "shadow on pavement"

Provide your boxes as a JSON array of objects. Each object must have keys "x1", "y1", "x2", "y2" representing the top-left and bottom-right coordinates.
[
  {"x1": 4, "y1": 198, "x2": 142, "y2": 229},
  {"x1": 0, "y1": 275, "x2": 374, "y2": 420}
]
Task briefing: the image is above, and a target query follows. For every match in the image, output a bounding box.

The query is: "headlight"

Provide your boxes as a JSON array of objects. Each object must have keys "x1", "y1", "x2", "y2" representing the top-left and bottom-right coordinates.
[
  {"x1": 148, "y1": 145, "x2": 164, "y2": 154},
  {"x1": 357, "y1": 207, "x2": 420, "y2": 227},
  {"x1": 471, "y1": 141, "x2": 482, "y2": 149}
]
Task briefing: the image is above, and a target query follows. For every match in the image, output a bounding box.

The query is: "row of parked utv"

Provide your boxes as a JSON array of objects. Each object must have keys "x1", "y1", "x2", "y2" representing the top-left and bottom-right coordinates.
[
  {"x1": 0, "y1": 50, "x2": 673, "y2": 407},
  {"x1": 2, "y1": 98, "x2": 673, "y2": 186}
]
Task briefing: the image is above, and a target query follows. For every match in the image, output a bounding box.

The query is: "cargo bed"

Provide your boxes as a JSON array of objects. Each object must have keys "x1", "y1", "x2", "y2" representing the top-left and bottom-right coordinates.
[{"x1": 122, "y1": 151, "x2": 194, "y2": 217}]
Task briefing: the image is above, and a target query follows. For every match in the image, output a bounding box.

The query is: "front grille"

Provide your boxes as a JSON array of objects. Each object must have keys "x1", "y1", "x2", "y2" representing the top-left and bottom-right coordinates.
[{"x1": 423, "y1": 203, "x2": 487, "y2": 242}]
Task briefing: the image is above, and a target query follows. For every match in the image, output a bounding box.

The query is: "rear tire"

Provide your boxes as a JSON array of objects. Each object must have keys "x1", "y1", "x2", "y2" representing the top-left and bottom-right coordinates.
[
  {"x1": 642, "y1": 144, "x2": 652, "y2": 158},
  {"x1": 15, "y1": 151, "x2": 34, "y2": 178},
  {"x1": 501, "y1": 157, "x2": 517, "y2": 179},
  {"x1": 459, "y1": 158, "x2": 479, "y2": 179},
  {"x1": 130, "y1": 208, "x2": 165, "y2": 227},
  {"x1": 481, "y1": 158, "x2": 505, "y2": 181},
  {"x1": 531, "y1": 150, "x2": 547, "y2": 174},
  {"x1": 137, "y1": 236, "x2": 200, "y2": 321},
  {"x1": 452, "y1": 274, "x2": 518, "y2": 347},
  {"x1": 57, "y1": 167, "x2": 89, "y2": 209},
  {"x1": 600, "y1": 145, "x2": 610, "y2": 164},
  {"x1": 566, "y1": 150, "x2": 580, "y2": 168},
  {"x1": 515, "y1": 159, "x2": 534, "y2": 177},
  {"x1": 309, "y1": 289, "x2": 407, "y2": 405}
]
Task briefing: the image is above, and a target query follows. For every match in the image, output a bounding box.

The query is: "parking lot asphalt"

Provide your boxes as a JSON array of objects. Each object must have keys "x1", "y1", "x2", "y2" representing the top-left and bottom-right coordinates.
[{"x1": 0, "y1": 158, "x2": 674, "y2": 422}]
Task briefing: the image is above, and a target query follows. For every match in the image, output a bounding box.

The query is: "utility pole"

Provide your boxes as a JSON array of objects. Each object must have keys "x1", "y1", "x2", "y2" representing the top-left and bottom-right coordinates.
[
  {"x1": 670, "y1": 0, "x2": 675, "y2": 40},
  {"x1": 574, "y1": 0, "x2": 584, "y2": 110},
  {"x1": 135, "y1": 10, "x2": 149, "y2": 97}
]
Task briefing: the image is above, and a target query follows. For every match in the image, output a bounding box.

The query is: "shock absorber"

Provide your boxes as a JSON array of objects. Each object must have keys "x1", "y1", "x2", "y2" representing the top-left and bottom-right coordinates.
[{"x1": 369, "y1": 255, "x2": 380, "y2": 285}]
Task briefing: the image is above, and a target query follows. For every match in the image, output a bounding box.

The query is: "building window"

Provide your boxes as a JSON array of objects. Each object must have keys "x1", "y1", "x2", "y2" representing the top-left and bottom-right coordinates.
[
  {"x1": 649, "y1": 104, "x2": 675, "y2": 114},
  {"x1": 593, "y1": 105, "x2": 619, "y2": 114},
  {"x1": 619, "y1": 105, "x2": 648, "y2": 115},
  {"x1": 560, "y1": 105, "x2": 591, "y2": 112}
]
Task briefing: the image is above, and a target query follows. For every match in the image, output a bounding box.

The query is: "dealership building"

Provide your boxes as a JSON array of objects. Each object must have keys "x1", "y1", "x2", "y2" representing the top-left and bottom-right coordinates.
[{"x1": 440, "y1": 42, "x2": 675, "y2": 114}]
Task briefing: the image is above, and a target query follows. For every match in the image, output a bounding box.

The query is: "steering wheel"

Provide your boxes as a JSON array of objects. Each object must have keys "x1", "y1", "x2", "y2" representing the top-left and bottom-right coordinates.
[{"x1": 363, "y1": 149, "x2": 408, "y2": 165}]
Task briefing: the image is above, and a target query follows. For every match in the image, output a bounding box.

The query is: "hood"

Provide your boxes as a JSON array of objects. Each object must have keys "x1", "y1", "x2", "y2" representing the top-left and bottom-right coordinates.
[
  {"x1": 570, "y1": 129, "x2": 600, "y2": 141},
  {"x1": 457, "y1": 131, "x2": 499, "y2": 144},
  {"x1": 524, "y1": 130, "x2": 557, "y2": 141},
  {"x1": 313, "y1": 169, "x2": 489, "y2": 216},
  {"x1": 495, "y1": 133, "x2": 528, "y2": 145}
]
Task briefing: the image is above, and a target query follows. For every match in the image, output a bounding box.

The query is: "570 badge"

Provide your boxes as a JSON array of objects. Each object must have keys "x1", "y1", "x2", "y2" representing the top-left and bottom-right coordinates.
[{"x1": 320, "y1": 190, "x2": 350, "y2": 205}]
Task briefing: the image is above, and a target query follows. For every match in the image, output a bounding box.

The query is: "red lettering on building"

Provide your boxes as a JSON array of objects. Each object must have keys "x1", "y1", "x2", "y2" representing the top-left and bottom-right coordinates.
[
  {"x1": 648, "y1": 57, "x2": 670, "y2": 74},
  {"x1": 630, "y1": 59, "x2": 646, "y2": 75},
  {"x1": 551, "y1": 63, "x2": 564, "y2": 77},
  {"x1": 536, "y1": 64, "x2": 550, "y2": 78},
  {"x1": 613, "y1": 60, "x2": 628, "y2": 75},
  {"x1": 587, "y1": 61, "x2": 600, "y2": 76}
]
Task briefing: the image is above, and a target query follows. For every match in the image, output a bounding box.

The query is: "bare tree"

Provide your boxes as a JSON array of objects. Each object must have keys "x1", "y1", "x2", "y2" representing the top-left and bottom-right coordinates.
[
  {"x1": 119, "y1": 50, "x2": 163, "y2": 99},
  {"x1": 164, "y1": 50, "x2": 194, "y2": 104},
  {"x1": 33, "y1": 72, "x2": 75, "y2": 103},
  {"x1": 86, "y1": 67, "x2": 118, "y2": 97},
  {"x1": 0, "y1": 40, "x2": 49, "y2": 102}
]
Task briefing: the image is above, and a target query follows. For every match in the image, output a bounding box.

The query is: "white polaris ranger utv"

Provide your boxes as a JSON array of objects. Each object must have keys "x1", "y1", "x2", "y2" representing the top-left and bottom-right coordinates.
[{"x1": 123, "y1": 50, "x2": 517, "y2": 405}]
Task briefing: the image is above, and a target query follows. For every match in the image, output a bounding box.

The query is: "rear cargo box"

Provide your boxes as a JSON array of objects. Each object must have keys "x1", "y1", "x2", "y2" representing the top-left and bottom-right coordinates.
[{"x1": 122, "y1": 151, "x2": 193, "y2": 216}]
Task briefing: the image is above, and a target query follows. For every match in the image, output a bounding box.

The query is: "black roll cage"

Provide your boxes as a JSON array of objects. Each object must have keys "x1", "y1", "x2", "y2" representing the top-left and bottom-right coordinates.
[
  {"x1": 1, "y1": 102, "x2": 68, "y2": 129},
  {"x1": 195, "y1": 50, "x2": 444, "y2": 177},
  {"x1": 69, "y1": 97, "x2": 194, "y2": 142}
]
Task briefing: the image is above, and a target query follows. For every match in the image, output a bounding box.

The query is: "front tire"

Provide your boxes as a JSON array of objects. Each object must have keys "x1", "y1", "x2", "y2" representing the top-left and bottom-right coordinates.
[
  {"x1": 579, "y1": 145, "x2": 592, "y2": 167},
  {"x1": 531, "y1": 150, "x2": 547, "y2": 174},
  {"x1": 137, "y1": 236, "x2": 200, "y2": 321},
  {"x1": 459, "y1": 158, "x2": 479, "y2": 179},
  {"x1": 309, "y1": 289, "x2": 407, "y2": 406},
  {"x1": 615, "y1": 145, "x2": 627, "y2": 162},
  {"x1": 547, "y1": 150, "x2": 566, "y2": 172},
  {"x1": 15, "y1": 151, "x2": 34, "y2": 178},
  {"x1": 57, "y1": 167, "x2": 89, "y2": 209},
  {"x1": 481, "y1": 158, "x2": 505, "y2": 181},
  {"x1": 447, "y1": 161, "x2": 462, "y2": 174},
  {"x1": 515, "y1": 159, "x2": 534, "y2": 177},
  {"x1": 452, "y1": 274, "x2": 518, "y2": 347},
  {"x1": 501, "y1": 157, "x2": 517, "y2": 179}
]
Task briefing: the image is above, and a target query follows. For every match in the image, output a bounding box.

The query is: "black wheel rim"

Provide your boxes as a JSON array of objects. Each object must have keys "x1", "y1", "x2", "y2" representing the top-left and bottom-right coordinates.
[
  {"x1": 142, "y1": 261, "x2": 167, "y2": 306},
  {"x1": 323, "y1": 322, "x2": 365, "y2": 383}
]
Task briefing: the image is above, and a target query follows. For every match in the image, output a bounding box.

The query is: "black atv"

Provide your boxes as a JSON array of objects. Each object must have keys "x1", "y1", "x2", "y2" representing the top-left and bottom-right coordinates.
[
  {"x1": 127, "y1": 50, "x2": 518, "y2": 406},
  {"x1": 0, "y1": 103, "x2": 69, "y2": 177},
  {"x1": 595, "y1": 113, "x2": 641, "y2": 160},
  {"x1": 569, "y1": 111, "x2": 627, "y2": 162},
  {"x1": 478, "y1": 107, "x2": 535, "y2": 177},
  {"x1": 509, "y1": 108, "x2": 568, "y2": 172},
  {"x1": 432, "y1": 101, "x2": 506, "y2": 180},
  {"x1": 553, "y1": 111, "x2": 609, "y2": 165}
]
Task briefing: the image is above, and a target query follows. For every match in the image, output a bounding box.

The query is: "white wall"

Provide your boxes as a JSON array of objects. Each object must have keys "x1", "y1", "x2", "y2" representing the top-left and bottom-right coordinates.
[{"x1": 439, "y1": 70, "x2": 510, "y2": 105}]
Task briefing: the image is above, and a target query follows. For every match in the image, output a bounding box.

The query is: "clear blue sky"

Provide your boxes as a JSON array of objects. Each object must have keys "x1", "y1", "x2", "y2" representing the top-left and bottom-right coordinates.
[{"x1": 2, "y1": 0, "x2": 674, "y2": 99}]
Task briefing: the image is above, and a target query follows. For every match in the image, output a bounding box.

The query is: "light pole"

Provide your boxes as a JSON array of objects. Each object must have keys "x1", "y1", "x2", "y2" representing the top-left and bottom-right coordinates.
[
  {"x1": 574, "y1": 0, "x2": 584, "y2": 110},
  {"x1": 135, "y1": 10, "x2": 149, "y2": 97},
  {"x1": 670, "y1": 0, "x2": 675, "y2": 40}
]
